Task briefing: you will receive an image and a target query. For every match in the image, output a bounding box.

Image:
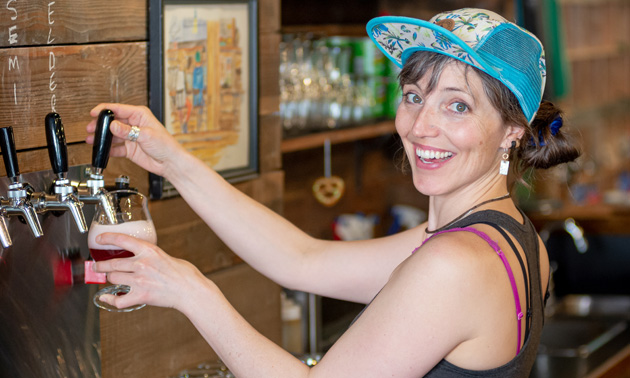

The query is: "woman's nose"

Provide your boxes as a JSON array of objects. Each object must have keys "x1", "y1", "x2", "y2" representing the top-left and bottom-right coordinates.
[{"x1": 410, "y1": 107, "x2": 440, "y2": 138}]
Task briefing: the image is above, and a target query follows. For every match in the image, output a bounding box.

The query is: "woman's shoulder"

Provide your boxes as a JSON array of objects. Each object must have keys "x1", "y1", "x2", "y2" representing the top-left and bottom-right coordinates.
[
  {"x1": 415, "y1": 226, "x2": 499, "y2": 263},
  {"x1": 400, "y1": 227, "x2": 505, "y2": 293}
]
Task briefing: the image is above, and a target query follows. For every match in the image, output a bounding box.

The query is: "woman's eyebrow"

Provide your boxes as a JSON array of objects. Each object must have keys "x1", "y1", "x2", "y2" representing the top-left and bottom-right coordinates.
[{"x1": 442, "y1": 86, "x2": 470, "y2": 94}]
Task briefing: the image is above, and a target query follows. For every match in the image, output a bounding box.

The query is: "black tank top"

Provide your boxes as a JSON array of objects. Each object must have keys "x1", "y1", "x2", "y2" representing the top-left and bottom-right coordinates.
[{"x1": 423, "y1": 209, "x2": 545, "y2": 377}]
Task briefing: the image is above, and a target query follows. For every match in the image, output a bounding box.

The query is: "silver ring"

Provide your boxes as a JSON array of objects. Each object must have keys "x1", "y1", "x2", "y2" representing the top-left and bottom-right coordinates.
[{"x1": 127, "y1": 125, "x2": 140, "y2": 142}]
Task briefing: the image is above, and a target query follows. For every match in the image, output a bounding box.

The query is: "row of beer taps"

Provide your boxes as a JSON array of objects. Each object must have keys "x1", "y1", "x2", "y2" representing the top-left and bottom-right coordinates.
[{"x1": 0, "y1": 109, "x2": 119, "y2": 248}]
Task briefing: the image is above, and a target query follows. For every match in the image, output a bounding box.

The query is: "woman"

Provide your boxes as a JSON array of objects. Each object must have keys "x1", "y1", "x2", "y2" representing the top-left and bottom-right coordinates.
[{"x1": 88, "y1": 8, "x2": 580, "y2": 377}]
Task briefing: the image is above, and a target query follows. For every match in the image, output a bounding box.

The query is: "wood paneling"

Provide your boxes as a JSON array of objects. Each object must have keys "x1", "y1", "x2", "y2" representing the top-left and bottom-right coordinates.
[
  {"x1": 100, "y1": 263, "x2": 282, "y2": 378},
  {"x1": 149, "y1": 171, "x2": 284, "y2": 274},
  {"x1": 259, "y1": 0, "x2": 281, "y2": 33},
  {"x1": 259, "y1": 113, "x2": 282, "y2": 172},
  {"x1": 258, "y1": 33, "x2": 281, "y2": 117},
  {"x1": 0, "y1": 0, "x2": 146, "y2": 47},
  {"x1": 0, "y1": 43, "x2": 147, "y2": 150},
  {"x1": 0, "y1": 143, "x2": 89, "y2": 176}
]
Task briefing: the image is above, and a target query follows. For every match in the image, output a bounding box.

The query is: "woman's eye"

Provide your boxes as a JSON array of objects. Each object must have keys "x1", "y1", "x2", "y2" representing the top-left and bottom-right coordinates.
[
  {"x1": 449, "y1": 102, "x2": 469, "y2": 113},
  {"x1": 404, "y1": 93, "x2": 422, "y2": 104}
]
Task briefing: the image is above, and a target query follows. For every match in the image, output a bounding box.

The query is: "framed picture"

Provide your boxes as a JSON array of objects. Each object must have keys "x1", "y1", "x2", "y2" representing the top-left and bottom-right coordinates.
[{"x1": 148, "y1": 0, "x2": 258, "y2": 199}]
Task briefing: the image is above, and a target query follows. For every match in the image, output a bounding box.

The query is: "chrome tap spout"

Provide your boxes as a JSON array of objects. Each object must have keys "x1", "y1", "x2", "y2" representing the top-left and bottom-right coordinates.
[
  {"x1": 3, "y1": 194, "x2": 44, "y2": 238},
  {"x1": 34, "y1": 189, "x2": 89, "y2": 234},
  {"x1": 78, "y1": 187, "x2": 117, "y2": 225},
  {"x1": 0, "y1": 122, "x2": 45, "y2": 239},
  {"x1": 0, "y1": 206, "x2": 12, "y2": 248}
]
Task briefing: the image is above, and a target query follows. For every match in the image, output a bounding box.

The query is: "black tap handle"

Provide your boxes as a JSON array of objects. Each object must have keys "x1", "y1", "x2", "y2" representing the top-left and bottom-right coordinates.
[
  {"x1": 0, "y1": 126, "x2": 20, "y2": 179},
  {"x1": 45, "y1": 113, "x2": 68, "y2": 175},
  {"x1": 92, "y1": 109, "x2": 114, "y2": 170}
]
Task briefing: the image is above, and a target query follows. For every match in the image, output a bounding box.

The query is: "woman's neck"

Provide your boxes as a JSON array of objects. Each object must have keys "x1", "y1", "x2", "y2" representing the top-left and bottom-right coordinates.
[{"x1": 426, "y1": 183, "x2": 511, "y2": 233}]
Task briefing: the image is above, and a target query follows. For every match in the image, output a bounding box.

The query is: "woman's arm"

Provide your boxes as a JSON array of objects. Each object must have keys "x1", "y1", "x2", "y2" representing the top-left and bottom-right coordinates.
[
  {"x1": 93, "y1": 227, "x2": 481, "y2": 378},
  {"x1": 163, "y1": 150, "x2": 427, "y2": 303},
  {"x1": 86, "y1": 103, "x2": 421, "y2": 303}
]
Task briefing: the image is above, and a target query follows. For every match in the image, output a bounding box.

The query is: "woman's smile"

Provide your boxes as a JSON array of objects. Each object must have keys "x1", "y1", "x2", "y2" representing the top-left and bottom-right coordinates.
[{"x1": 415, "y1": 145, "x2": 455, "y2": 168}]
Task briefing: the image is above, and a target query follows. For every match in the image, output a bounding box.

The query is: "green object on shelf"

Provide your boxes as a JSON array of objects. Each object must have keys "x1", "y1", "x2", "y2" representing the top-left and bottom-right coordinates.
[
  {"x1": 384, "y1": 78, "x2": 401, "y2": 119},
  {"x1": 349, "y1": 37, "x2": 386, "y2": 76},
  {"x1": 541, "y1": 0, "x2": 571, "y2": 99}
]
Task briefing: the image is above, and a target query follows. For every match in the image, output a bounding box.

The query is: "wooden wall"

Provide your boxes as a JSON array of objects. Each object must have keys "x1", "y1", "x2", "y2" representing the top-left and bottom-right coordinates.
[
  {"x1": 282, "y1": 136, "x2": 428, "y2": 240},
  {"x1": 1, "y1": 0, "x2": 283, "y2": 377}
]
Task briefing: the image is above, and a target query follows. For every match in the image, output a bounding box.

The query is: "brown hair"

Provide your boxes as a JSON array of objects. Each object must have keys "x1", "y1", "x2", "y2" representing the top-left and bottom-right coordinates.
[{"x1": 398, "y1": 51, "x2": 581, "y2": 180}]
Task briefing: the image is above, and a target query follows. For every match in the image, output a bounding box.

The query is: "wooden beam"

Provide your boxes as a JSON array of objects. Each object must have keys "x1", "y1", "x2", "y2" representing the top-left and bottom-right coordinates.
[{"x1": 0, "y1": 0, "x2": 146, "y2": 47}]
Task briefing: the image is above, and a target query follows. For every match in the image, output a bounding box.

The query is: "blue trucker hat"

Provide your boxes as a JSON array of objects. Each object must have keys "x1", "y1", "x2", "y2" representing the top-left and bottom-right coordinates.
[{"x1": 367, "y1": 8, "x2": 546, "y2": 123}]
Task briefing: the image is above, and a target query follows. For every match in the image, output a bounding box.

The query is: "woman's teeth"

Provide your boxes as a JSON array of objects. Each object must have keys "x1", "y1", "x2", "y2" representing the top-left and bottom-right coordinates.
[{"x1": 416, "y1": 148, "x2": 453, "y2": 163}]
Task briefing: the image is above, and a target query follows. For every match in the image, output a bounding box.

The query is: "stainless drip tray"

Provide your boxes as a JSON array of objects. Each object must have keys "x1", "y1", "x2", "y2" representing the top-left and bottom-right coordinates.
[{"x1": 538, "y1": 317, "x2": 628, "y2": 358}]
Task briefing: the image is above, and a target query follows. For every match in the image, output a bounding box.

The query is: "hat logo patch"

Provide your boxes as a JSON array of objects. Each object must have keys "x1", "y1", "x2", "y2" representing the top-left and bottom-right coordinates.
[{"x1": 435, "y1": 19, "x2": 455, "y2": 31}]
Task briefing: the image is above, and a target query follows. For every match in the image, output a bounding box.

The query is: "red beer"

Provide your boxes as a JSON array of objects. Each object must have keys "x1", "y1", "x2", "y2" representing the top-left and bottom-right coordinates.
[{"x1": 88, "y1": 220, "x2": 157, "y2": 261}]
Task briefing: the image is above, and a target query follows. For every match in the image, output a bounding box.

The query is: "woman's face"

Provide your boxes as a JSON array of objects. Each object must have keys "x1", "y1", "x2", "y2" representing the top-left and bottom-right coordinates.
[{"x1": 395, "y1": 62, "x2": 510, "y2": 197}]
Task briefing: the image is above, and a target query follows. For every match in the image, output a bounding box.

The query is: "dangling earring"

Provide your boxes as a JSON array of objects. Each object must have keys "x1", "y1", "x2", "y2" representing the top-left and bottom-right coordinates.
[{"x1": 499, "y1": 147, "x2": 510, "y2": 175}]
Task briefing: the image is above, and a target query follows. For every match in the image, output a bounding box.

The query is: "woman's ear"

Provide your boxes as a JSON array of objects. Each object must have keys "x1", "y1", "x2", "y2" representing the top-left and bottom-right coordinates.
[{"x1": 503, "y1": 124, "x2": 525, "y2": 148}]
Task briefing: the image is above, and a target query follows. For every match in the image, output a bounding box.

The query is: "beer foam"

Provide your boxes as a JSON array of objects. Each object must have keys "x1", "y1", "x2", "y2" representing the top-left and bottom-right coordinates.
[{"x1": 88, "y1": 220, "x2": 157, "y2": 249}]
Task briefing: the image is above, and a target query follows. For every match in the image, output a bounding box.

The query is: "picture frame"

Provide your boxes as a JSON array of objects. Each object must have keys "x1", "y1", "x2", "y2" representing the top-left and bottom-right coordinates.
[{"x1": 148, "y1": 0, "x2": 259, "y2": 199}]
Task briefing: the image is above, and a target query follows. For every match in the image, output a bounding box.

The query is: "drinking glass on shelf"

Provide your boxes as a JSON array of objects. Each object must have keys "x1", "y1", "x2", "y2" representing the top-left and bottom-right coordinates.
[{"x1": 87, "y1": 189, "x2": 157, "y2": 312}]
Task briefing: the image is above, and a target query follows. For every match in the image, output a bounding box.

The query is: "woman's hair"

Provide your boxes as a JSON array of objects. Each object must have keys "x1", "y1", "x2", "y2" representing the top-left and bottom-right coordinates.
[{"x1": 398, "y1": 51, "x2": 581, "y2": 181}]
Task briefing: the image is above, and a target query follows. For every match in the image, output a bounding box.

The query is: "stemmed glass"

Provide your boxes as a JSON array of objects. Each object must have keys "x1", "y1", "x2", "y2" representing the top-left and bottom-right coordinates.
[{"x1": 87, "y1": 189, "x2": 157, "y2": 312}]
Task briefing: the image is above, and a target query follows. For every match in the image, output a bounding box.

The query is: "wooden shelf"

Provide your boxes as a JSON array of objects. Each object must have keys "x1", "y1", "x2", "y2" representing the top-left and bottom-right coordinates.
[
  {"x1": 527, "y1": 204, "x2": 630, "y2": 235},
  {"x1": 281, "y1": 119, "x2": 396, "y2": 153}
]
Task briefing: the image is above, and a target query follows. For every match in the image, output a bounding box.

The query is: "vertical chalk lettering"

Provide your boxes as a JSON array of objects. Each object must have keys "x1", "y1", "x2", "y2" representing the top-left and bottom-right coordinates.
[
  {"x1": 48, "y1": 51, "x2": 55, "y2": 71},
  {"x1": 47, "y1": 29, "x2": 55, "y2": 44},
  {"x1": 47, "y1": 2, "x2": 56, "y2": 44},
  {"x1": 48, "y1": 2, "x2": 55, "y2": 24},
  {"x1": 9, "y1": 56, "x2": 19, "y2": 105},
  {"x1": 8, "y1": 56, "x2": 19, "y2": 71},
  {"x1": 8, "y1": 25, "x2": 17, "y2": 44},
  {"x1": 7, "y1": 0, "x2": 17, "y2": 20},
  {"x1": 49, "y1": 53, "x2": 57, "y2": 91},
  {"x1": 6, "y1": 1, "x2": 19, "y2": 106},
  {"x1": 48, "y1": 2, "x2": 57, "y2": 112}
]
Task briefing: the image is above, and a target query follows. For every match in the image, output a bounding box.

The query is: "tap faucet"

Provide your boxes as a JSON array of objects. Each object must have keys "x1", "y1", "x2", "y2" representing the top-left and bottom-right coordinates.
[
  {"x1": 31, "y1": 113, "x2": 89, "y2": 233},
  {"x1": 0, "y1": 126, "x2": 44, "y2": 238},
  {"x1": 77, "y1": 109, "x2": 117, "y2": 224},
  {"x1": 539, "y1": 218, "x2": 589, "y2": 316},
  {"x1": 540, "y1": 218, "x2": 588, "y2": 254},
  {"x1": 0, "y1": 213, "x2": 10, "y2": 248}
]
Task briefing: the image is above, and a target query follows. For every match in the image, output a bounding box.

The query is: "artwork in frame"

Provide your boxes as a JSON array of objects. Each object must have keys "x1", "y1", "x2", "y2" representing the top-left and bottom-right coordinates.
[{"x1": 148, "y1": 0, "x2": 258, "y2": 199}]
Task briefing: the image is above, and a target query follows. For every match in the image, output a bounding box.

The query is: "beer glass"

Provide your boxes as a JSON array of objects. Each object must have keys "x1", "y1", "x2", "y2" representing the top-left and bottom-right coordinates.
[{"x1": 87, "y1": 189, "x2": 157, "y2": 312}]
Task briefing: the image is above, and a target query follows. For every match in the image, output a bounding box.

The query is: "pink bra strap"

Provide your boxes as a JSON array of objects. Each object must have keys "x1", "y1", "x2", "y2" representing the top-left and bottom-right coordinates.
[{"x1": 417, "y1": 227, "x2": 524, "y2": 355}]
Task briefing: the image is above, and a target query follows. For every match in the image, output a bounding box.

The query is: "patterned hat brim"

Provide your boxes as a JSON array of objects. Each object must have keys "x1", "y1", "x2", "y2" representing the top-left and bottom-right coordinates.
[{"x1": 366, "y1": 15, "x2": 502, "y2": 84}]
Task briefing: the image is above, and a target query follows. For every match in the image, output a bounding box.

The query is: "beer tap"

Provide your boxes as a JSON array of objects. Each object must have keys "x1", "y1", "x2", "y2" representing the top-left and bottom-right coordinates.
[
  {"x1": 32, "y1": 113, "x2": 88, "y2": 233},
  {"x1": 0, "y1": 126, "x2": 44, "y2": 238},
  {"x1": 77, "y1": 109, "x2": 117, "y2": 224},
  {"x1": 0, "y1": 214, "x2": 10, "y2": 248}
]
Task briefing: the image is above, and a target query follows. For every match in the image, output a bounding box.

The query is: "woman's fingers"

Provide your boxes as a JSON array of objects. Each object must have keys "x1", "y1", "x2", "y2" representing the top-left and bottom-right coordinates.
[
  {"x1": 86, "y1": 117, "x2": 136, "y2": 146},
  {"x1": 92, "y1": 233, "x2": 155, "y2": 271},
  {"x1": 98, "y1": 288, "x2": 144, "y2": 310},
  {"x1": 97, "y1": 232, "x2": 154, "y2": 257},
  {"x1": 90, "y1": 103, "x2": 143, "y2": 121}
]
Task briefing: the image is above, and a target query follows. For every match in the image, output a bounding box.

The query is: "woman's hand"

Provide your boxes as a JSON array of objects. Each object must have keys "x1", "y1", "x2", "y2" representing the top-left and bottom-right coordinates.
[
  {"x1": 93, "y1": 232, "x2": 209, "y2": 311},
  {"x1": 85, "y1": 103, "x2": 188, "y2": 177}
]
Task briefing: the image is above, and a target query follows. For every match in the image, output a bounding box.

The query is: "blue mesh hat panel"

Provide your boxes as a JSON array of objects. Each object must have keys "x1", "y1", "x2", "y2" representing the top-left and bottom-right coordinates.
[{"x1": 474, "y1": 25, "x2": 545, "y2": 122}]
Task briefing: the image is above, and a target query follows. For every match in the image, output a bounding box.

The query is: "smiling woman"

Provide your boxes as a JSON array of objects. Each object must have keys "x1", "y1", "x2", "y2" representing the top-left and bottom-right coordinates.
[{"x1": 85, "y1": 7, "x2": 580, "y2": 378}]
